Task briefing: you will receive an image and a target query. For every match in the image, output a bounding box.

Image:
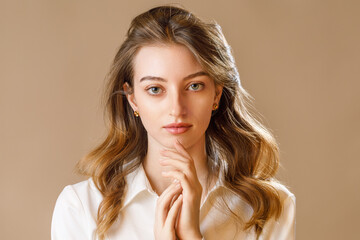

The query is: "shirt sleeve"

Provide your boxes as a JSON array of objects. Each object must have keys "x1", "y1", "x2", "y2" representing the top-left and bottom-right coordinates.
[
  {"x1": 260, "y1": 194, "x2": 296, "y2": 240},
  {"x1": 51, "y1": 185, "x2": 90, "y2": 240}
]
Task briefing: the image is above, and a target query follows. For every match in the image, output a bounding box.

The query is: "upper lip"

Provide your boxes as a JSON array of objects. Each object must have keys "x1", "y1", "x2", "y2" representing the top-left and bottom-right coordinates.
[{"x1": 163, "y1": 123, "x2": 192, "y2": 128}]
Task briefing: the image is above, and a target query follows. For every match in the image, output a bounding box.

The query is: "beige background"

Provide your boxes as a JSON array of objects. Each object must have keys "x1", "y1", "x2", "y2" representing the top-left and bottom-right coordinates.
[{"x1": 1, "y1": 0, "x2": 359, "y2": 239}]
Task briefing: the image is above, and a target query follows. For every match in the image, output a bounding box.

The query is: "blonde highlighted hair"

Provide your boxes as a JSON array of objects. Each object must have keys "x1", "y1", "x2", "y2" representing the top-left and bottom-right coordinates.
[{"x1": 77, "y1": 5, "x2": 283, "y2": 239}]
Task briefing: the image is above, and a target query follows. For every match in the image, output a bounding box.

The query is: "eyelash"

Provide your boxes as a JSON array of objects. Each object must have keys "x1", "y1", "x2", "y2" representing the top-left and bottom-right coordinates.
[{"x1": 145, "y1": 83, "x2": 205, "y2": 95}]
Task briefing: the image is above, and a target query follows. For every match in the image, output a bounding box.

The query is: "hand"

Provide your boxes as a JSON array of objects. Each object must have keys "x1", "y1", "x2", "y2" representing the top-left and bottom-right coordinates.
[
  {"x1": 159, "y1": 139, "x2": 203, "y2": 240},
  {"x1": 154, "y1": 181, "x2": 183, "y2": 240}
]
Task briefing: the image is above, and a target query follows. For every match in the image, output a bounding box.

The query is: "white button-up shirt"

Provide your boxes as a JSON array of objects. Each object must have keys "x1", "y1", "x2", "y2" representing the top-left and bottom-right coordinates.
[{"x1": 52, "y1": 164, "x2": 296, "y2": 240}]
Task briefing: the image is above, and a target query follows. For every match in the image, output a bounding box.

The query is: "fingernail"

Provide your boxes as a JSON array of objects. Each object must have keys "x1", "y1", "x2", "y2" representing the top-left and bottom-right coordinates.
[{"x1": 173, "y1": 179, "x2": 179, "y2": 183}]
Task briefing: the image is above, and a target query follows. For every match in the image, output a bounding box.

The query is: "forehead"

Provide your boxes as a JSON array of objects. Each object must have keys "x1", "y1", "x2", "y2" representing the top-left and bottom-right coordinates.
[{"x1": 132, "y1": 44, "x2": 204, "y2": 82}]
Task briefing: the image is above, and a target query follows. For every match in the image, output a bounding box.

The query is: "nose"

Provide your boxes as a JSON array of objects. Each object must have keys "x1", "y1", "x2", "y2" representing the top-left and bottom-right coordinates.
[{"x1": 169, "y1": 89, "x2": 187, "y2": 117}]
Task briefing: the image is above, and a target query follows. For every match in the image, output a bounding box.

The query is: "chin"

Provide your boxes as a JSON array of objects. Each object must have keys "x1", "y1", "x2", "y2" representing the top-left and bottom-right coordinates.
[{"x1": 160, "y1": 139, "x2": 179, "y2": 149}]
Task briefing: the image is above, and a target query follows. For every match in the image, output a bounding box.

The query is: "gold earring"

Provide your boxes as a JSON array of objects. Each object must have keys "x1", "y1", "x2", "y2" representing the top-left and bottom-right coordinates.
[
  {"x1": 134, "y1": 111, "x2": 139, "y2": 117},
  {"x1": 212, "y1": 103, "x2": 218, "y2": 110}
]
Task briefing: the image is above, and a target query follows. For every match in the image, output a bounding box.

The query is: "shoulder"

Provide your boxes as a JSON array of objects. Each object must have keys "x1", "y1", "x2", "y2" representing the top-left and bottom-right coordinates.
[
  {"x1": 268, "y1": 180, "x2": 296, "y2": 204},
  {"x1": 51, "y1": 178, "x2": 102, "y2": 240},
  {"x1": 55, "y1": 178, "x2": 103, "y2": 209},
  {"x1": 64, "y1": 178, "x2": 102, "y2": 200},
  {"x1": 260, "y1": 180, "x2": 296, "y2": 239},
  {"x1": 267, "y1": 180, "x2": 296, "y2": 218}
]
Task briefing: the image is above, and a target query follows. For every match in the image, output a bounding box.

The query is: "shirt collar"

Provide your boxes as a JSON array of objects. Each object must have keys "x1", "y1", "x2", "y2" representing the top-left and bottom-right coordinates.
[
  {"x1": 122, "y1": 161, "x2": 228, "y2": 209},
  {"x1": 200, "y1": 165, "x2": 227, "y2": 208},
  {"x1": 122, "y1": 162, "x2": 156, "y2": 209}
]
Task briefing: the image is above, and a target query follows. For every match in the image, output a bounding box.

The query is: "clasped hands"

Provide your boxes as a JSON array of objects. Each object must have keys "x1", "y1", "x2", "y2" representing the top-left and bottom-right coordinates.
[{"x1": 154, "y1": 139, "x2": 203, "y2": 240}]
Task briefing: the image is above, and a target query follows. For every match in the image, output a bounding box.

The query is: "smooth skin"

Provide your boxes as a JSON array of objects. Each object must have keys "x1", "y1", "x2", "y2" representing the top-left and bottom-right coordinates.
[
  {"x1": 160, "y1": 139, "x2": 203, "y2": 240},
  {"x1": 124, "y1": 44, "x2": 223, "y2": 240},
  {"x1": 154, "y1": 179, "x2": 184, "y2": 240}
]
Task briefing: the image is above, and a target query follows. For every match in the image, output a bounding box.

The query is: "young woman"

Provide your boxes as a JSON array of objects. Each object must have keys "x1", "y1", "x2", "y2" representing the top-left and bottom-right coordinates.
[{"x1": 52, "y1": 5, "x2": 295, "y2": 240}]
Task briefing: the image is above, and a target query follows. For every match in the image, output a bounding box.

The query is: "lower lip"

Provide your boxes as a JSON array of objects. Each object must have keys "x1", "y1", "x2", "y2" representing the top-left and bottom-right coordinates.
[{"x1": 164, "y1": 127, "x2": 191, "y2": 134}]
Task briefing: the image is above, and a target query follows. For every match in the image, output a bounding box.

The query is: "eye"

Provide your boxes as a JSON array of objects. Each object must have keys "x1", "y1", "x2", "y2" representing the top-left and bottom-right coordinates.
[
  {"x1": 188, "y1": 83, "x2": 204, "y2": 91},
  {"x1": 146, "y1": 86, "x2": 163, "y2": 95}
]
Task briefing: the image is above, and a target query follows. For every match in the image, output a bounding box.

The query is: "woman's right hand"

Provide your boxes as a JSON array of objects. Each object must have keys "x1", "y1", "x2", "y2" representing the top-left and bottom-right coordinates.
[{"x1": 154, "y1": 181, "x2": 183, "y2": 240}]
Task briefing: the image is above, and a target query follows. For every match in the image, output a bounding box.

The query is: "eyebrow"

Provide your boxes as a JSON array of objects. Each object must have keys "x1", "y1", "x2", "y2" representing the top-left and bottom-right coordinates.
[{"x1": 139, "y1": 71, "x2": 209, "y2": 82}]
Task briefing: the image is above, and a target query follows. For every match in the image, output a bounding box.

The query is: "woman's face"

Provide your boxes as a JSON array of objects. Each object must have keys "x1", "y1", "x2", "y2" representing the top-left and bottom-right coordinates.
[{"x1": 125, "y1": 44, "x2": 222, "y2": 150}]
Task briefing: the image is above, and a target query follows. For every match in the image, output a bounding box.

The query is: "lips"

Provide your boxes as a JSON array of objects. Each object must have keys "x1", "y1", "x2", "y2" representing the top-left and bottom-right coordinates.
[
  {"x1": 163, "y1": 123, "x2": 192, "y2": 134},
  {"x1": 163, "y1": 123, "x2": 192, "y2": 128}
]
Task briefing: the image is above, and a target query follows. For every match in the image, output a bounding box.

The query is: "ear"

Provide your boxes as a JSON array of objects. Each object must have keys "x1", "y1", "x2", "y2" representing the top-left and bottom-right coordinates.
[
  {"x1": 123, "y1": 82, "x2": 138, "y2": 111},
  {"x1": 214, "y1": 84, "x2": 223, "y2": 104}
]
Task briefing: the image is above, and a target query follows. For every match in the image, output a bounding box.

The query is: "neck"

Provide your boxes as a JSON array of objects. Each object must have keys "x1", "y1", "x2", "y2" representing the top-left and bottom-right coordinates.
[{"x1": 142, "y1": 135, "x2": 211, "y2": 197}]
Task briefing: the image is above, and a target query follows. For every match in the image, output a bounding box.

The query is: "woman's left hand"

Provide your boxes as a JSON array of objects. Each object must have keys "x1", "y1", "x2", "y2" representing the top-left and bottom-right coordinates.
[{"x1": 159, "y1": 139, "x2": 203, "y2": 240}]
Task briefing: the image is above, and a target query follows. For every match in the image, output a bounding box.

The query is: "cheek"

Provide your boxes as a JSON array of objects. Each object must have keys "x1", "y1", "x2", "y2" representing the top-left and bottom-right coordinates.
[
  {"x1": 132, "y1": 89, "x2": 157, "y2": 129},
  {"x1": 137, "y1": 102, "x2": 158, "y2": 128},
  {"x1": 190, "y1": 98, "x2": 213, "y2": 128},
  {"x1": 133, "y1": 88, "x2": 153, "y2": 112}
]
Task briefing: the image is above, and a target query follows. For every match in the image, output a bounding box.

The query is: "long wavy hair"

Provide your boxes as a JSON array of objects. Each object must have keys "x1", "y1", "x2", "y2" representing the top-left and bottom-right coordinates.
[{"x1": 77, "y1": 5, "x2": 282, "y2": 240}]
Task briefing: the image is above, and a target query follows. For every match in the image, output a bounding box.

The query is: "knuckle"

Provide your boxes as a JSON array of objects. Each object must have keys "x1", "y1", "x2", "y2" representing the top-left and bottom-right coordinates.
[
  {"x1": 184, "y1": 162, "x2": 191, "y2": 170},
  {"x1": 180, "y1": 172, "x2": 187, "y2": 181}
]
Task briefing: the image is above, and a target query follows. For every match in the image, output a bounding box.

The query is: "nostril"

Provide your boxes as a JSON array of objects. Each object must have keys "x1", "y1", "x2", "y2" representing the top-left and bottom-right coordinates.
[{"x1": 169, "y1": 95, "x2": 187, "y2": 116}]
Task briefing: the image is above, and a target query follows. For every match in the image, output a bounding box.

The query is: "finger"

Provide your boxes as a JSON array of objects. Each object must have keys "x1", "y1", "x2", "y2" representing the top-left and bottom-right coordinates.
[
  {"x1": 174, "y1": 139, "x2": 192, "y2": 159},
  {"x1": 157, "y1": 182, "x2": 182, "y2": 219},
  {"x1": 160, "y1": 157, "x2": 194, "y2": 176},
  {"x1": 160, "y1": 150, "x2": 190, "y2": 163},
  {"x1": 169, "y1": 188, "x2": 182, "y2": 207},
  {"x1": 156, "y1": 182, "x2": 182, "y2": 224},
  {"x1": 164, "y1": 194, "x2": 183, "y2": 229},
  {"x1": 162, "y1": 170, "x2": 198, "y2": 197}
]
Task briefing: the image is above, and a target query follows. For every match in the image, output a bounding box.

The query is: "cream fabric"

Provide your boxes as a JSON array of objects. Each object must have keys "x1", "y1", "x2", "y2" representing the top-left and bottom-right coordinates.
[{"x1": 51, "y1": 164, "x2": 296, "y2": 240}]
